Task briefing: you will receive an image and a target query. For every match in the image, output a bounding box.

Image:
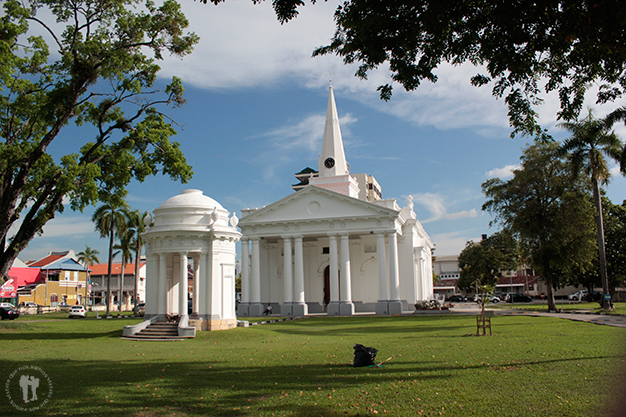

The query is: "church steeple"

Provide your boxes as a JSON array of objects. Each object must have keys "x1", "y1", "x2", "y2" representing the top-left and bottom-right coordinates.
[
  {"x1": 309, "y1": 85, "x2": 360, "y2": 198},
  {"x1": 319, "y1": 85, "x2": 349, "y2": 177}
]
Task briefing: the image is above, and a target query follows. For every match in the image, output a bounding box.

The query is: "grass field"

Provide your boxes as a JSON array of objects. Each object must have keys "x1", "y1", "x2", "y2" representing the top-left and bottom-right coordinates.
[
  {"x1": 1, "y1": 314, "x2": 625, "y2": 416},
  {"x1": 493, "y1": 301, "x2": 626, "y2": 315}
]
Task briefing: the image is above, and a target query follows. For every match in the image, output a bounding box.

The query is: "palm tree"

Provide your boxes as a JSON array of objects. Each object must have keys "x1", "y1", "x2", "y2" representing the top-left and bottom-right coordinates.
[
  {"x1": 76, "y1": 246, "x2": 100, "y2": 308},
  {"x1": 114, "y1": 231, "x2": 133, "y2": 312},
  {"x1": 77, "y1": 245, "x2": 100, "y2": 267},
  {"x1": 603, "y1": 105, "x2": 626, "y2": 174},
  {"x1": 558, "y1": 109, "x2": 623, "y2": 310},
  {"x1": 125, "y1": 209, "x2": 149, "y2": 314},
  {"x1": 93, "y1": 201, "x2": 129, "y2": 317}
]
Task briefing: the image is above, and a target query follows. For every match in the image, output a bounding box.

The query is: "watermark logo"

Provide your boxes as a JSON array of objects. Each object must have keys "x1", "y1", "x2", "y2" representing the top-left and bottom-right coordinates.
[{"x1": 5, "y1": 366, "x2": 53, "y2": 412}]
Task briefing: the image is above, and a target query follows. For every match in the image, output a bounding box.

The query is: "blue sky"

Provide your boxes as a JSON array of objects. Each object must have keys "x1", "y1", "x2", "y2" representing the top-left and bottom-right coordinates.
[{"x1": 16, "y1": 0, "x2": 626, "y2": 262}]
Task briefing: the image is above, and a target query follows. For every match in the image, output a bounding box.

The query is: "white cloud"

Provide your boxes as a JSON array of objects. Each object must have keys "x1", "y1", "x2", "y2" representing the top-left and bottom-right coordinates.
[
  {"x1": 412, "y1": 193, "x2": 480, "y2": 223},
  {"x1": 486, "y1": 164, "x2": 520, "y2": 179},
  {"x1": 431, "y1": 230, "x2": 484, "y2": 256}
]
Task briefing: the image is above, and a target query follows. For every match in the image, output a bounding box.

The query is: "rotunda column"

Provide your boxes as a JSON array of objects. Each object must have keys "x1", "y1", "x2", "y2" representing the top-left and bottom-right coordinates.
[
  {"x1": 158, "y1": 253, "x2": 168, "y2": 318},
  {"x1": 179, "y1": 252, "x2": 189, "y2": 318},
  {"x1": 192, "y1": 254, "x2": 200, "y2": 317}
]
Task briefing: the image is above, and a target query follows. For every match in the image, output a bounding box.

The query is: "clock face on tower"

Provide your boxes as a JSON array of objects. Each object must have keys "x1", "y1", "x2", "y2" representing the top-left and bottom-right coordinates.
[{"x1": 324, "y1": 157, "x2": 335, "y2": 169}]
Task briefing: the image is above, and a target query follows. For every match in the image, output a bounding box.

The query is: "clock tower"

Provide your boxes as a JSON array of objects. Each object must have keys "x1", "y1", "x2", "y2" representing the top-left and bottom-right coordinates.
[{"x1": 309, "y1": 85, "x2": 360, "y2": 198}]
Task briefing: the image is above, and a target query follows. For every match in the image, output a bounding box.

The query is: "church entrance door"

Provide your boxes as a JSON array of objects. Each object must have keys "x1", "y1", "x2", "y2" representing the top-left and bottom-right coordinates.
[{"x1": 323, "y1": 266, "x2": 340, "y2": 309}]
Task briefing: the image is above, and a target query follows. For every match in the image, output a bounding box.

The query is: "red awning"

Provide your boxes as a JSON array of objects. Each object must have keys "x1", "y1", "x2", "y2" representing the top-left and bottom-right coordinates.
[{"x1": 0, "y1": 267, "x2": 43, "y2": 298}]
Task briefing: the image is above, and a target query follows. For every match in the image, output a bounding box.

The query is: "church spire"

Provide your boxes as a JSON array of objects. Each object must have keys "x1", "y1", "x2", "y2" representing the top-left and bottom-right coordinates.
[{"x1": 319, "y1": 85, "x2": 349, "y2": 177}]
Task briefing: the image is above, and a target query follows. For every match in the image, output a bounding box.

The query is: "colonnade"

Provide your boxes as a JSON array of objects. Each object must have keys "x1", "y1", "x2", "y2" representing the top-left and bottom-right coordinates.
[
  {"x1": 240, "y1": 231, "x2": 403, "y2": 316},
  {"x1": 147, "y1": 250, "x2": 213, "y2": 319}
]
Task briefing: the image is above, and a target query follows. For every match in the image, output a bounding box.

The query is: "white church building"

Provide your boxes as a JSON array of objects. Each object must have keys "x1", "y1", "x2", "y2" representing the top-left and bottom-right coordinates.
[{"x1": 238, "y1": 86, "x2": 434, "y2": 317}]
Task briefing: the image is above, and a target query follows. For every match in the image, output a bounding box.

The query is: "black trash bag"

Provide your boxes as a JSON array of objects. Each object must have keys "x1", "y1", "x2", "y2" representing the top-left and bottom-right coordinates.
[{"x1": 353, "y1": 344, "x2": 378, "y2": 367}]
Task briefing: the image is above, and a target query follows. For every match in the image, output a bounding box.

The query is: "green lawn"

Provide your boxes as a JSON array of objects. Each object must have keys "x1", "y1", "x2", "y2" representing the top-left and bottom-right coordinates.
[
  {"x1": 494, "y1": 301, "x2": 626, "y2": 315},
  {"x1": 1, "y1": 315, "x2": 625, "y2": 416}
]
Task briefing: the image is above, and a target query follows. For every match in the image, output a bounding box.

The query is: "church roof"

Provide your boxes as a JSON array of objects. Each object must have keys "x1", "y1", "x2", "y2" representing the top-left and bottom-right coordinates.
[
  {"x1": 295, "y1": 167, "x2": 318, "y2": 176},
  {"x1": 240, "y1": 185, "x2": 399, "y2": 226}
]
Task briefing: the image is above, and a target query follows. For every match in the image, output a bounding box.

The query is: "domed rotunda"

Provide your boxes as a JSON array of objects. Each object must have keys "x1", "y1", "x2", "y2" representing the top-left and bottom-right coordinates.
[{"x1": 138, "y1": 189, "x2": 240, "y2": 333}]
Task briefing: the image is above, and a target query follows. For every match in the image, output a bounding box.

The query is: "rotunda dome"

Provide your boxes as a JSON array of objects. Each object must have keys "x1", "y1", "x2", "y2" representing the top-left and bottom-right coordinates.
[{"x1": 156, "y1": 189, "x2": 224, "y2": 211}]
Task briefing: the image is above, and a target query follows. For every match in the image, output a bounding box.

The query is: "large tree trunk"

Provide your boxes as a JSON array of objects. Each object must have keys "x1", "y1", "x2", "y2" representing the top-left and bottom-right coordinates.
[{"x1": 592, "y1": 177, "x2": 611, "y2": 310}]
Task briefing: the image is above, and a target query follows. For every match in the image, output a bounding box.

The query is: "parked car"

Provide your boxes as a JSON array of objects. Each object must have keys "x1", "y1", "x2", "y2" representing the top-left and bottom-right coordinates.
[
  {"x1": 568, "y1": 290, "x2": 588, "y2": 301},
  {"x1": 448, "y1": 295, "x2": 467, "y2": 302},
  {"x1": 506, "y1": 293, "x2": 533, "y2": 303},
  {"x1": 474, "y1": 294, "x2": 500, "y2": 303},
  {"x1": 0, "y1": 306, "x2": 20, "y2": 320},
  {"x1": 0, "y1": 302, "x2": 16, "y2": 309},
  {"x1": 134, "y1": 303, "x2": 145, "y2": 316},
  {"x1": 19, "y1": 301, "x2": 38, "y2": 308},
  {"x1": 582, "y1": 291, "x2": 603, "y2": 302},
  {"x1": 68, "y1": 305, "x2": 86, "y2": 318}
]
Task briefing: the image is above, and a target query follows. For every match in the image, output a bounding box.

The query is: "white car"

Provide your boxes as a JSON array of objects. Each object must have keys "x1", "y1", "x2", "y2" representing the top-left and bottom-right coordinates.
[
  {"x1": 68, "y1": 305, "x2": 86, "y2": 318},
  {"x1": 0, "y1": 302, "x2": 16, "y2": 309},
  {"x1": 474, "y1": 294, "x2": 500, "y2": 303},
  {"x1": 568, "y1": 290, "x2": 587, "y2": 301}
]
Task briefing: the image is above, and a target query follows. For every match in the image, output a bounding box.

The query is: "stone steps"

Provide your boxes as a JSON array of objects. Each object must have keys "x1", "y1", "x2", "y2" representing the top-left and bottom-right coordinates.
[{"x1": 123, "y1": 321, "x2": 192, "y2": 341}]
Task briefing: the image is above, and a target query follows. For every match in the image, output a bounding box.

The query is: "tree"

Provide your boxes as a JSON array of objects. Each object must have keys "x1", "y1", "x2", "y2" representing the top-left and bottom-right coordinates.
[
  {"x1": 482, "y1": 141, "x2": 597, "y2": 311},
  {"x1": 76, "y1": 245, "x2": 100, "y2": 308},
  {"x1": 458, "y1": 231, "x2": 519, "y2": 292},
  {"x1": 206, "y1": 0, "x2": 626, "y2": 139},
  {"x1": 113, "y1": 229, "x2": 133, "y2": 311},
  {"x1": 604, "y1": 106, "x2": 626, "y2": 173},
  {"x1": 604, "y1": 198, "x2": 626, "y2": 293},
  {"x1": 125, "y1": 209, "x2": 148, "y2": 314},
  {"x1": 76, "y1": 245, "x2": 100, "y2": 268},
  {"x1": 558, "y1": 110, "x2": 623, "y2": 310},
  {"x1": 0, "y1": 0, "x2": 197, "y2": 279},
  {"x1": 93, "y1": 201, "x2": 129, "y2": 317}
]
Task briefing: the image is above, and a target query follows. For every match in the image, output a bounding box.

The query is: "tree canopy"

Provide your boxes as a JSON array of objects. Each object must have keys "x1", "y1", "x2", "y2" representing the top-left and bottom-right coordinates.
[
  {"x1": 0, "y1": 0, "x2": 198, "y2": 278},
  {"x1": 482, "y1": 141, "x2": 597, "y2": 310},
  {"x1": 207, "y1": 0, "x2": 626, "y2": 139},
  {"x1": 457, "y1": 230, "x2": 519, "y2": 291}
]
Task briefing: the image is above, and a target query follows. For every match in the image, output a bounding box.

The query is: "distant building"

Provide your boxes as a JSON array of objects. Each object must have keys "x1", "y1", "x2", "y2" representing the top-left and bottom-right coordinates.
[
  {"x1": 15, "y1": 251, "x2": 89, "y2": 306},
  {"x1": 89, "y1": 261, "x2": 146, "y2": 310}
]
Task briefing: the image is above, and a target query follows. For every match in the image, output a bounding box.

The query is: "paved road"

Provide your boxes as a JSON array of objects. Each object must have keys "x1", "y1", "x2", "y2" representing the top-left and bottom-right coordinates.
[{"x1": 450, "y1": 302, "x2": 626, "y2": 328}]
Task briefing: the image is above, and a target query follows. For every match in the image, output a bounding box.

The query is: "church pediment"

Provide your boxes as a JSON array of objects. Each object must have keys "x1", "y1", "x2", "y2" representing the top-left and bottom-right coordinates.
[{"x1": 239, "y1": 186, "x2": 398, "y2": 226}]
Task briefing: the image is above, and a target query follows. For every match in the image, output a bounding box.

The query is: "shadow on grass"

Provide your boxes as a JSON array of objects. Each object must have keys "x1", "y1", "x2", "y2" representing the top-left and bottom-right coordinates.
[{"x1": 2, "y1": 350, "x2": 621, "y2": 417}]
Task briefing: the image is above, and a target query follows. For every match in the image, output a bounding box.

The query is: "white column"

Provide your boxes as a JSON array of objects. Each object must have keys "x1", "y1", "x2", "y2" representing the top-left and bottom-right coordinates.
[
  {"x1": 293, "y1": 235, "x2": 308, "y2": 316},
  {"x1": 281, "y1": 236, "x2": 293, "y2": 316},
  {"x1": 376, "y1": 232, "x2": 389, "y2": 315},
  {"x1": 327, "y1": 234, "x2": 340, "y2": 315},
  {"x1": 192, "y1": 255, "x2": 200, "y2": 316},
  {"x1": 179, "y1": 252, "x2": 189, "y2": 318},
  {"x1": 198, "y1": 251, "x2": 208, "y2": 319},
  {"x1": 145, "y1": 252, "x2": 157, "y2": 317},
  {"x1": 339, "y1": 233, "x2": 354, "y2": 315},
  {"x1": 241, "y1": 238, "x2": 250, "y2": 304},
  {"x1": 388, "y1": 232, "x2": 403, "y2": 314},
  {"x1": 248, "y1": 238, "x2": 263, "y2": 316},
  {"x1": 158, "y1": 253, "x2": 167, "y2": 317}
]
